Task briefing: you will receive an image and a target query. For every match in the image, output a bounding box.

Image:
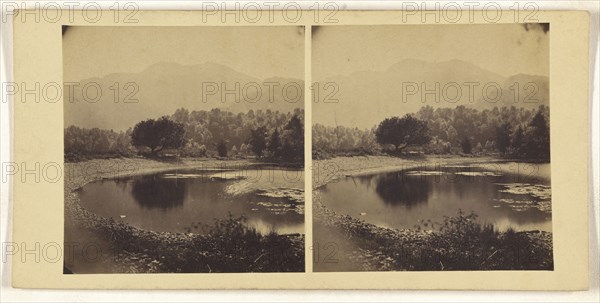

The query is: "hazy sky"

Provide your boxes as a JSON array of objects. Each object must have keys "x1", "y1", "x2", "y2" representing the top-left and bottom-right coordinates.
[
  {"x1": 312, "y1": 24, "x2": 549, "y2": 128},
  {"x1": 63, "y1": 26, "x2": 304, "y2": 82},
  {"x1": 313, "y1": 23, "x2": 549, "y2": 80}
]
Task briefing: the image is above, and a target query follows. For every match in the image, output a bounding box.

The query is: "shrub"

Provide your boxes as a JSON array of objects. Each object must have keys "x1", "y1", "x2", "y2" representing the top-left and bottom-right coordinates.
[
  {"x1": 403, "y1": 210, "x2": 553, "y2": 270},
  {"x1": 106, "y1": 214, "x2": 304, "y2": 273}
]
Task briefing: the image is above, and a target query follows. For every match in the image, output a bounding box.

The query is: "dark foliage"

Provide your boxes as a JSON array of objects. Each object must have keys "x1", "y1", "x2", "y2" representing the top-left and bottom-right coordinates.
[
  {"x1": 461, "y1": 137, "x2": 472, "y2": 154},
  {"x1": 279, "y1": 114, "x2": 304, "y2": 163},
  {"x1": 267, "y1": 128, "x2": 282, "y2": 159},
  {"x1": 521, "y1": 110, "x2": 550, "y2": 160},
  {"x1": 407, "y1": 210, "x2": 553, "y2": 270},
  {"x1": 171, "y1": 108, "x2": 304, "y2": 159},
  {"x1": 105, "y1": 214, "x2": 304, "y2": 273},
  {"x1": 249, "y1": 126, "x2": 268, "y2": 158},
  {"x1": 375, "y1": 115, "x2": 431, "y2": 152},
  {"x1": 131, "y1": 116, "x2": 185, "y2": 155},
  {"x1": 248, "y1": 113, "x2": 304, "y2": 163},
  {"x1": 216, "y1": 139, "x2": 228, "y2": 157},
  {"x1": 312, "y1": 105, "x2": 549, "y2": 161},
  {"x1": 65, "y1": 108, "x2": 304, "y2": 162},
  {"x1": 495, "y1": 122, "x2": 512, "y2": 154},
  {"x1": 317, "y1": 210, "x2": 553, "y2": 271}
]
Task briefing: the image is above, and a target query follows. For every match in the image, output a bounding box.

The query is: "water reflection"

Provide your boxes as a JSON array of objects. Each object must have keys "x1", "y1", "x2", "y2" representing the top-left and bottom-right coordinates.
[
  {"x1": 131, "y1": 176, "x2": 185, "y2": 209},
  {"x1": 320, "y1": 163, "x2": 552, "y2": 232},
  {"x1": 77, "y1": 168, "x2": 304, "y2": 235},
  {"x1": 374, "y1": 173, "x2": 430, "y2": 208}
]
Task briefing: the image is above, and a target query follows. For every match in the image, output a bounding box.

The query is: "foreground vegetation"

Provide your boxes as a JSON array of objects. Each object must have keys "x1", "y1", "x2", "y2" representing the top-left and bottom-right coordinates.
[
  {"x1": 313, "y1": 155, "x2": 553, "y2": 271},
  {"x1": 318, "y1": 210, "x2": 551, "y2": 271},
  {"x1": 64, "y1": 158, "x2": 304, "y2": 273},
  {"x1": 100, "y1": 214, "x2": 304, "y2": 273}
]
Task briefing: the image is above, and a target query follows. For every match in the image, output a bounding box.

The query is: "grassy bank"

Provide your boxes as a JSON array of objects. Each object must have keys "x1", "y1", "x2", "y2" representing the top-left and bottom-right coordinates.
[
  {"x1": 313, "y1": 155, "x2": 553, "y2": 271},
  {"x1": 64, "y1": 157, "x2": 304, "y2": 273}
]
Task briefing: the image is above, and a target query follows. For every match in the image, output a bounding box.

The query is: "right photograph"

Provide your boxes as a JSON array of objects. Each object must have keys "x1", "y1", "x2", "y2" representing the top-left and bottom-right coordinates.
[{"x1": 312, "y1": 24, "x2": 552, "y2": 272}]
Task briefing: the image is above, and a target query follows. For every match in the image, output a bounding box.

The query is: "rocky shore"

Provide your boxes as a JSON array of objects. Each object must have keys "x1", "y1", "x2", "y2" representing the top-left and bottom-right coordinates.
[
  {"x1": 312, "y1": 155, "x2": 554, "y2": 271},
  {"x1": 64, "y1": 157, "x2": 304, "y2": 273}
]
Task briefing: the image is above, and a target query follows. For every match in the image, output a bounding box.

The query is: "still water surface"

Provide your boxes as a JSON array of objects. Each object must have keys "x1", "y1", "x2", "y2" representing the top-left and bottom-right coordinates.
[
  {"x1": 78, "y1": 167, "x2": 304, "y2": 235},
  {"x1": 319, "y1": 162, "x2": 551, "y2": 232}
]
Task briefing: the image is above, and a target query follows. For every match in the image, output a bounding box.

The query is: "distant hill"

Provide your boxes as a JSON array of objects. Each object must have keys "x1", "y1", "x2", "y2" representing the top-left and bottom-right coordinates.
[
  {"x1": 65, "y1": 62, "x2": 304, "y2": 130},
  {"x1": 313, "y1": 59, "x2": 549, "y2": 128},
  {"x1": 499, "y1": 74, "x2": 549, "y2": 105}
]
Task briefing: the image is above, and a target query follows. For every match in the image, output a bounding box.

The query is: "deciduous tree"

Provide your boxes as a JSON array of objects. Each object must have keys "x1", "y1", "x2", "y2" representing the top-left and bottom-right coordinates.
[{"x1": 375, "y1": 115, "x2": 430, "y2": 152}]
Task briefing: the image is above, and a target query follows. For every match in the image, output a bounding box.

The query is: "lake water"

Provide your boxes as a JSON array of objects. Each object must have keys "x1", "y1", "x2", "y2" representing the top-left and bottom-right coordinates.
[
  {"x1": 319, "y1": 162, "x2": 552, "y2": 232},
  {"x1": 78, "y1": 167, "x2": 304, "y2": 235}
]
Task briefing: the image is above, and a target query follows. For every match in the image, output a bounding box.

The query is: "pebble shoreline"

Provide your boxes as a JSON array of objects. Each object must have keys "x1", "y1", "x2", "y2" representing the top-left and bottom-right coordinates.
[
  {"x1": 64, "y1": 157, "x2": 303, "y2": 273},
  {"x1": 312, "y1": 155, "x2": 553, "y2": 270}
]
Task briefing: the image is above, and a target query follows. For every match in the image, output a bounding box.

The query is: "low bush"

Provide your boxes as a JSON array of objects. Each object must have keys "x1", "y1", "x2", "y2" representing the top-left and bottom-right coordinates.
[
  {"x1": 107, "y1": 214, "x2": 304, "y2": 273},
  {"x1": 391, "y1": 210, "x2": 553, "y2": 270}
]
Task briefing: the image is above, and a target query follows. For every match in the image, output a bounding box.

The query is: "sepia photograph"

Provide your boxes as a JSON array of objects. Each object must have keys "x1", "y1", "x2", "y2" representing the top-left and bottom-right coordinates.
[
  {"x1": 5, "y1": 6, "x2": 595, "y2": 294},
  {"x1": 62, "y1": 26, "x2": 305, "y2": 273},
  {"x1": 312, "y1": 24, "x2": 552, "y2": 271}
]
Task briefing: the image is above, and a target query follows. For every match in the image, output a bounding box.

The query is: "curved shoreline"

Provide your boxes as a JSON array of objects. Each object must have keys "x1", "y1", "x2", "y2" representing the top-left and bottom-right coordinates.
[
  {"x1": 65, "y1": 157, "x2": 304, "y2": 273},
  {"x1": 66, "y1": 158, "x2": 253, "y2": 228},
  {"x1": 312, "y1": 155, "x2": 553, "y2": 271}
]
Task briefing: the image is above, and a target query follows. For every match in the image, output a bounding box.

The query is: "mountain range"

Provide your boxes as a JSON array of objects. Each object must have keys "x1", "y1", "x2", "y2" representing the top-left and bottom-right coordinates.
[
  {"x1": 313, "y1": 59, "x2": 549, "y2": 128},
  {"x1": 65, "y1": 59, "x2": 548, "y2": 131},
  {"x1": 65, "y1": 62, "x2": 304, "y2": 130}
]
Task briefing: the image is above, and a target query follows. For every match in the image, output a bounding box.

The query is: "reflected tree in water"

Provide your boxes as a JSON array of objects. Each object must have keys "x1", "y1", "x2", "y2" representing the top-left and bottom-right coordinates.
[
  {"x1": 131, "y1": 176, "x2": 186, "y2": 209},
  {"x1": 354, "y1": 175, "x2": 376, "y2": 190},
  {"x1": 374, "y1": 173, "x2": 431, "y2": 207}
]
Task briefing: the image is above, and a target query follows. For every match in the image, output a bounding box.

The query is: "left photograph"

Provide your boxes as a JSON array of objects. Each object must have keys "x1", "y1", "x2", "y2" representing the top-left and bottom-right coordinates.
[{"x1": 63, "y1": 26, "x2": 305, "y2": 273}]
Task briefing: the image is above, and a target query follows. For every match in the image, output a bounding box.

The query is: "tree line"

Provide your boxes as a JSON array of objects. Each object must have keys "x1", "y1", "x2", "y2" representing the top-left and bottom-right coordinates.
[
  {"x1": 65, "y1": 105, "x2": 549, "y2": 162},
  {"x1": 65, "y1": 108, "x2": 304, "y2": 163},
  {"x1": 313, "y1": 105, "x2": 550, "y2": 161}
]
